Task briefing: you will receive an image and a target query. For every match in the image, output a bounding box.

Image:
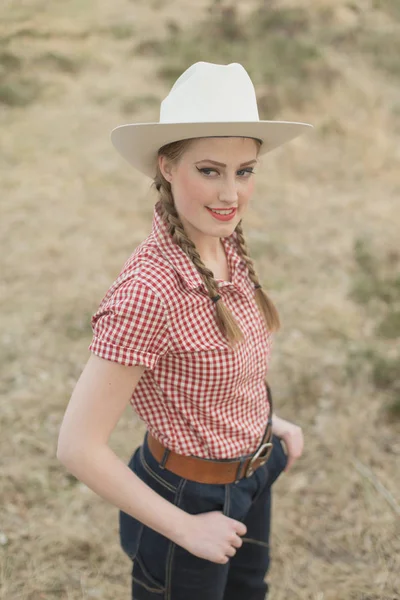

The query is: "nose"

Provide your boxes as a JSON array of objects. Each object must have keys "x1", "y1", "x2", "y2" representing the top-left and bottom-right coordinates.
[{"x1": 218, "y1": 176, "x2": 239, "y2": 204}]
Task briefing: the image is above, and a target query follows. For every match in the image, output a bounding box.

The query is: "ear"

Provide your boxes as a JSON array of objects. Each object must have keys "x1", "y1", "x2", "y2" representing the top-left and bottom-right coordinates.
[{"x1": 158, "y1": 155, "x2": 173, "y2": 183}]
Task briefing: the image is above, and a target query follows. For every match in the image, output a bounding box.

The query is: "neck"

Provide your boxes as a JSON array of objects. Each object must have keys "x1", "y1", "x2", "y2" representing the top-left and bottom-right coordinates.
[
  {"x1": 192, "y1": 233, "x2": 224, "y2": 263},
  {"x1": 179, "y1": 219, "x2": 226, "y2": 265}
]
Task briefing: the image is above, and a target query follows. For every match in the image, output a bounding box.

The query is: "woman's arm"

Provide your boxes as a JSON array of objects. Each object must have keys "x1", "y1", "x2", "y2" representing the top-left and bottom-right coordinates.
[
  {"x1": 57, "y1": 353, "x2": 247, "y2": 564},
  {"x1": 57, "y1": 354, "x2": 191, "y2": 544},
  {"x1": 271, "y1": 412, "x2": 304, "y2": 472}
]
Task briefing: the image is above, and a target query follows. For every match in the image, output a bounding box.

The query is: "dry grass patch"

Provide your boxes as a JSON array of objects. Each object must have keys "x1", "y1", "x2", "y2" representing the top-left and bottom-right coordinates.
[{"x1": 1, "y1": 0, "x2": 400, "y2": 598}]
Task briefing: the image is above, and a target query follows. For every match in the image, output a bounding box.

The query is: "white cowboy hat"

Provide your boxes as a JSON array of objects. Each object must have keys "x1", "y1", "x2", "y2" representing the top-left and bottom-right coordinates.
[{"x1": 111, "y1": 61, "x2": 313, "y2": 178}]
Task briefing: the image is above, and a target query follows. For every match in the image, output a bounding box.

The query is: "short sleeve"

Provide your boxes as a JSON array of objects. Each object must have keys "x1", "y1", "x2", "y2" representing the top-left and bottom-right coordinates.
[{"x1": 88, "y1": 280, "x2": 170, "y2": 369}]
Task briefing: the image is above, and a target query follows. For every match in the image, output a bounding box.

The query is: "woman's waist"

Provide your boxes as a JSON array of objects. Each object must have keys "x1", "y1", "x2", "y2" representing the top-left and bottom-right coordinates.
[
  {"x1": 146, "y1": 404, "x2": 270, "y2": 460},
  {"x1": 133, "y1": 381, "x2": 272, "y2": 459},
  {"x1": 144, "y1": 417, "x2": 274, "y2": 484}
]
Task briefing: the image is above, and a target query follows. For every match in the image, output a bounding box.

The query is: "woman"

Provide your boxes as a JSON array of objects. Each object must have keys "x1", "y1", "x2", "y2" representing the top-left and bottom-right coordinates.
[{"x1": 57, "y1": 62, "x2": 311, "y2": 600}]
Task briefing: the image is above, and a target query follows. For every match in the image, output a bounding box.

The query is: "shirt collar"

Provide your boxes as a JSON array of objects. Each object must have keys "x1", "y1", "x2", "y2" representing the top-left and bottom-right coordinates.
[{"x1": 151, "y1": 200, "x2": 250, "y2": 293}]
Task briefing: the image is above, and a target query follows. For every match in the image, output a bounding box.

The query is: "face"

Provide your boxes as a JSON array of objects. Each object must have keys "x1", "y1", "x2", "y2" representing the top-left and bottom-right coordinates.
[{"x1": 158, "y1": 137, "x2": 259, "y2": 246}]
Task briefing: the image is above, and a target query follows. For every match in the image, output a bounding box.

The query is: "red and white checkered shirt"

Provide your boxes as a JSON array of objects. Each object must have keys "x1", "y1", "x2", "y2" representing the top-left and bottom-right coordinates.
[{"x1": 88, "y1": 200, "x2": 272, "y2": 459}]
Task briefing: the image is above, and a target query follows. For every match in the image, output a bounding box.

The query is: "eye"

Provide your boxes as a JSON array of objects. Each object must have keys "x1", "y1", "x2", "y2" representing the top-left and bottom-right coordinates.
[
  {"x1": 196, "y1": 167, "x2": 218, "y2": 176},
  {"x1": 237, "y1": 168, "x2": 255, "y2": 177}
]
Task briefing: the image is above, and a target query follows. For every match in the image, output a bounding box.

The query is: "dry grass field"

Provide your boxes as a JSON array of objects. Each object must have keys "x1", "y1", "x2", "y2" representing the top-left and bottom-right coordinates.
[{"x1": 1, "y1": 0, "x2": 400, "y2": 598}]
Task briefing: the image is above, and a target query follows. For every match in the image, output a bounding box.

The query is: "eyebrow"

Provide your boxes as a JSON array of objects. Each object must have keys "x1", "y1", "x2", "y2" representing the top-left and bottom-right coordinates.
[{"x1": 194, "y1": 159, "x2": 257, "y2": 168}]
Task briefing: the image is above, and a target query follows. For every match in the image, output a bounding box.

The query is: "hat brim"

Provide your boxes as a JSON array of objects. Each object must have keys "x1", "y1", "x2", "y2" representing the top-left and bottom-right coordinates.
[{"x1": 110, "y1": 121, "x2": 313, "y2": 178}]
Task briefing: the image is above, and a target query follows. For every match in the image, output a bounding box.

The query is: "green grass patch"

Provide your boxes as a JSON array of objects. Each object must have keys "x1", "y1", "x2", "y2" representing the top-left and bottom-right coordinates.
[
  {"x1": 371, "y1": 351, "x2": 400, "y2": 417},
  {"x1": 372, "y1": 354, "x2": 400, "y2": 391},
  {"x1": 351, "y1": 239, "x2": 400, "y2": 306},
  {"x1": 133, "y1": 0, "x2": 400, "y2": 118},
  {"x1": 0, "y1": 47, "x2": 41, "y2": 106},
  {"x1": 322, "y1": 3, "x2": 400, "y2": 80},
  {"x1": 0, "y1": 50, "x2": 22, "y2": 71},
  {"x1": 36, "y1": 51, "x2": 83, "y2": 74},
  {"x1": 349, "y1": 238, "x2": 400, "y2": 419},
  {"x1": 107, "y1": 23, "x2": 135, "y2": 40},
  {"x1": 0, "y1": 78, "x2": 41, "y2": 106},
  {"x1": 376, "y1": 310, "x2": 400, "y2": 339},
  {"x1": 63, "y1": 311, "x2": 94, "y2": 341},
  {"x1": 373, "y1": 0, "x2": 400, "y2": 20},
  {"x1": 120, "y1": 93, "x2": 160, "y2": 115},
  {"x1": 135, "y1": 2, "x2": 338, "y2": 116},
  {"x1": 0, "y1": 43, "x2": 85, "y2": 106}
]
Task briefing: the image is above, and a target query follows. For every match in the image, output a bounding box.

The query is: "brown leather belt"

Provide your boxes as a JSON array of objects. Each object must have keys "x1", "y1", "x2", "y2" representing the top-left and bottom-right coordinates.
[{"x1": 147, "y1": 383, "x2": 274, "y2": 485}]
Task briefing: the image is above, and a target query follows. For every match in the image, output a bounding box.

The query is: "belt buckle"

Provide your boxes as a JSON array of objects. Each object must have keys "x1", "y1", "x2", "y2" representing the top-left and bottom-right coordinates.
[{"x1": 245, "y1": 438, "x2": 273, "y2": 478}]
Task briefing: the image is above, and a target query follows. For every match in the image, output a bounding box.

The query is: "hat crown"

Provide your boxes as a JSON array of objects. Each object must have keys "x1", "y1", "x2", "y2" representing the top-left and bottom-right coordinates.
[{"x1": 160, "y1": 62, "x2": 260, "y2": 124}]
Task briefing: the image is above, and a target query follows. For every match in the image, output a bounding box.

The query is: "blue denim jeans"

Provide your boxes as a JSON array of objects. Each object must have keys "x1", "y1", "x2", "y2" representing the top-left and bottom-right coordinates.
[{"x1": 119, "y1": 432, "x2": 288, "y2": 600}]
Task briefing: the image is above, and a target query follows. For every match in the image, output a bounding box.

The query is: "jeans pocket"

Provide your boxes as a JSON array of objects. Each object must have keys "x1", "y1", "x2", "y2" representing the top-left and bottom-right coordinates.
[
  {"x1": 121, "y1": 438, "x2": 187, "y2": 596},
  {"x1": 180, "y1": 477, "x2": 227, "y2": 516},
  {"x1": 248, "y1": 434, "x2": 287, "y2": 505},
  {"x1": 265, "y1": 434, "x2": 288, "y2": 486},
  {"x1": 119, "y1": 509, "x2": 144, "y2": 561},
  {"x1": 131, "y1": 526, "x2": 172, "y2": 597},
  {"x1": 119, "y1": 446, "x2": 144, "y2": 560},
  {"x1": 131, "y1": 477, "x2": 188, "y2": 598}
]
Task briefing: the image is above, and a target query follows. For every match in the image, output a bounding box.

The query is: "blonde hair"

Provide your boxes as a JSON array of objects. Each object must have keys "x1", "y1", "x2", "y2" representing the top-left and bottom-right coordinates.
[{"x1": 153, "y1": 138, "x2": 280, "y2": 347}]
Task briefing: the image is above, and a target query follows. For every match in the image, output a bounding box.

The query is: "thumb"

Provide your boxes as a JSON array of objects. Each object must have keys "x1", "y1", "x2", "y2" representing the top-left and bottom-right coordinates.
[{"x1": 232, "y1": 519, "x2": 247, "y2": 536}]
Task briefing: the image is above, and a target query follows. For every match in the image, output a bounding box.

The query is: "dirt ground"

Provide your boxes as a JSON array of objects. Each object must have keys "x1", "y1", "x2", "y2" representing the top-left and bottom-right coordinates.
[{"x1": 1, "y1": 1, "x2": 399, "y2": 598}]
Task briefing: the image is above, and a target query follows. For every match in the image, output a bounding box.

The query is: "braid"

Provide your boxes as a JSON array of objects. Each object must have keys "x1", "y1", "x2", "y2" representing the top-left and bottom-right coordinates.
[
  {"x1": 234, "y1": 220, "x2": 261, "y2": 287},
  {"x1": 235, "y1": 220, "x2": 281, "y2": 332},
  {"x1": 154, "y1": 169, "x2": 244, "y2": 346},
  {"x1": 158, "y1": 189, "x2": 218, "y2": 297}
]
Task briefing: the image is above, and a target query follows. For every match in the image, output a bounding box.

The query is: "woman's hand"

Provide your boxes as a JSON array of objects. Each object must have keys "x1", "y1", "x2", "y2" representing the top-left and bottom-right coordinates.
[
  {"x1": 271, "y1": 414, "x2": 304, "y2": 472},
  {"x1": 178, "y1": 511, "x2": 247, "y2": 564}
]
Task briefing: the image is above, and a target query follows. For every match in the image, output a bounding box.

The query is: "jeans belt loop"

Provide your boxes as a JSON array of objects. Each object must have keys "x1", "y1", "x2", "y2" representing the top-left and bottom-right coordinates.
[
  {"x1": 152, "y1": 431, "x2": 170, "y2": 470},
  {"x1": 234, "y1": 455, "x2": 247, "y2": 484},
  {"x1": 159, "y1": 447, "x2": 170, "y2": 470}
]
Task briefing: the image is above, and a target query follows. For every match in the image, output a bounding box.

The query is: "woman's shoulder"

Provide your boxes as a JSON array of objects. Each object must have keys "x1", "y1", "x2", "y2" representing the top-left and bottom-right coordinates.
[{"x1": 108, "y1": 233, "x2": 181, "y2": 300}]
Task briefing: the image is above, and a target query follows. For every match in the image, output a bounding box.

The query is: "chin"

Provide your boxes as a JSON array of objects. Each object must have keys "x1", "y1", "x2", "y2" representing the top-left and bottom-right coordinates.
[{"x1": 212, "y1": 224, "x2": 236, "y2": 235}]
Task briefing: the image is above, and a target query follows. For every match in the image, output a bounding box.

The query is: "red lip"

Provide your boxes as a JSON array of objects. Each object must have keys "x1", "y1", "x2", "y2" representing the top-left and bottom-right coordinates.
[{"x1": 206, "y1": 207, "x2": 237, "y2": 222}]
